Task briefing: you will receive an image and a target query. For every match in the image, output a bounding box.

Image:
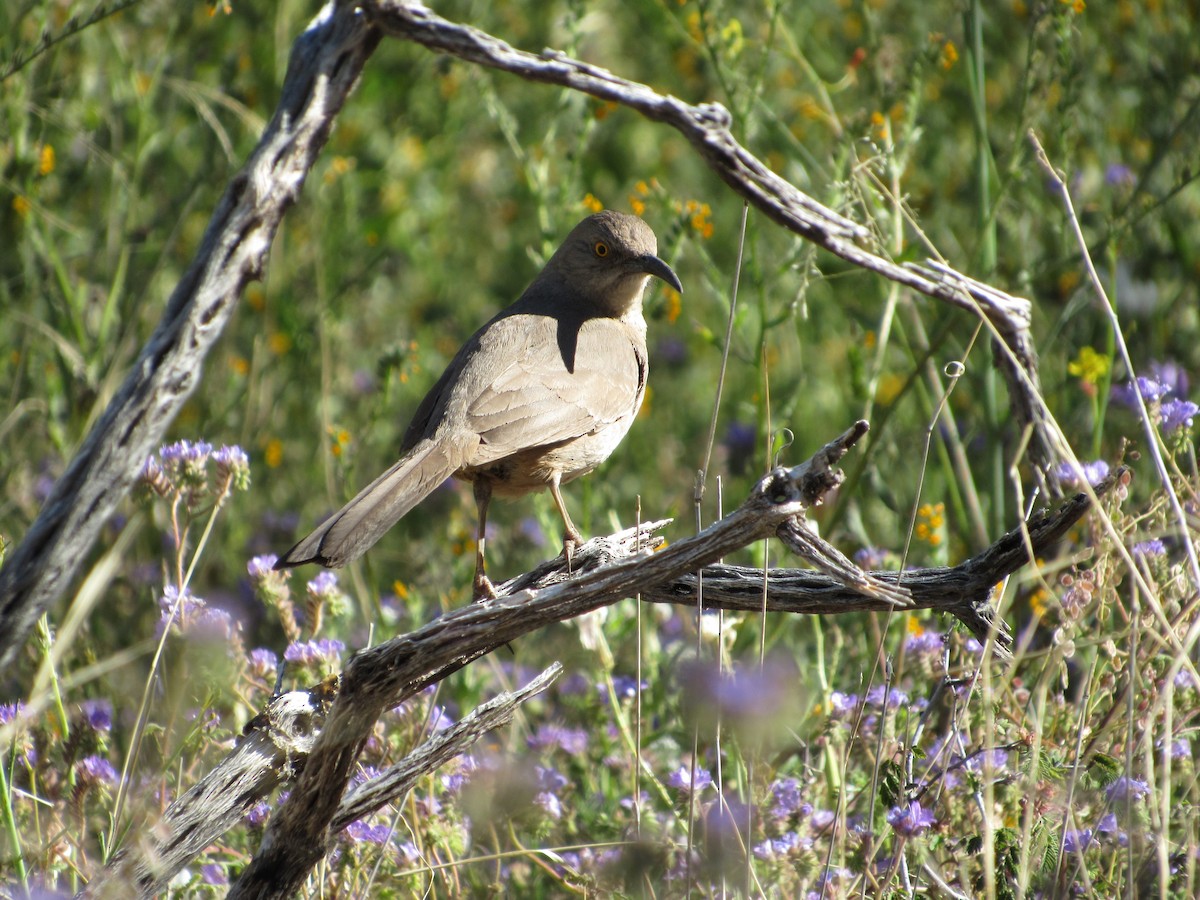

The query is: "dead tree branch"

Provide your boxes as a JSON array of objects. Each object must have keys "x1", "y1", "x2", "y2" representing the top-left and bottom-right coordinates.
[
  {"x1": 2, "y1": 0, "x2": 1056, "y2": 669},
  {"x1": 80, "y1": 666, "x2": 560, "y2": 899},
  {"x1": 365, "y1": 0, "x2": 1053, "y2": 475},
  {"x1": 0, "y1": 3, "x2": 381, "y2": 668},
  {"x1": 81, "y1": 427, "x2": 1113, "y2": 899}
]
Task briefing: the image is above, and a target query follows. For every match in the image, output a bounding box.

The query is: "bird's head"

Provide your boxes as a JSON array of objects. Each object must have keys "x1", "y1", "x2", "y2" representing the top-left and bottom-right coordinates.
[{"x1": 546, "y1": 210, "x2": 683, "y2": 317}]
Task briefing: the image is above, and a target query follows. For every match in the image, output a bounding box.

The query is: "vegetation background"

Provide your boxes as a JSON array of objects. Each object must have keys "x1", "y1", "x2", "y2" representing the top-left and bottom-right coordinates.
[{"x1": 2, "y1": 0, "x2": 1199, "y2": 896}]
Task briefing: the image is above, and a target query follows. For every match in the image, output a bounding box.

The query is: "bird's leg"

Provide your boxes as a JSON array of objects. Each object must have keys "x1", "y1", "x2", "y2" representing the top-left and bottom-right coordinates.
[
  {"x1": 549, "y1": 475, "x2": 584, "y2": 573},
  {"x1": 472, "y1": 479, "x2": 497, "y2": 600}
]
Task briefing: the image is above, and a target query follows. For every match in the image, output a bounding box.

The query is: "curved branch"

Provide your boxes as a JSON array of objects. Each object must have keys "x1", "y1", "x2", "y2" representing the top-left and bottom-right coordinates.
[
  {"x1": 364, "y1": 0, "x2": 1053, "y2": 474},
  {"x1": 0, "y1": 4, "x2": 382, "y2": 668}
]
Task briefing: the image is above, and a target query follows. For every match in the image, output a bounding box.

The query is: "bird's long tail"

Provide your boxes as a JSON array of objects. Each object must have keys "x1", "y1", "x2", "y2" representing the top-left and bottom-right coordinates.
[{"x1": 275, "y1": 439, "x2": 461, "y2": 569}]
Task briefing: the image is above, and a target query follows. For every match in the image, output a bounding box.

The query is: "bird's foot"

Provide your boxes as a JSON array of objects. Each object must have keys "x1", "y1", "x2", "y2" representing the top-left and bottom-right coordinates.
[
  {"x1": 562, "y1": 529, "x2": 584, "y2": 574},
  {"x1": 473, "y1": 572, "x2": 499, "y2": 602}
]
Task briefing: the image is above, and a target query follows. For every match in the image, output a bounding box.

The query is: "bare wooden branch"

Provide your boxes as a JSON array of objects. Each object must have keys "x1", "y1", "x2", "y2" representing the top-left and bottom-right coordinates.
[
  {"x1": 1, "y1": 0, "x2": 1058, "y2": 672},
  {"x1": 364, "y1": 0, "x2": 1054, "y2": 475},
  {"x1": 223, "y1": 421, "x2": 869, "y2": 898},
  {"x1": 80, "y1": 436, "x2": 1114, "y2": 898},
  {"x1": 330, "y1": 663, "x2": 561, "y2": 834},
  {"x1": 0, "y1": 3, "x2": 383, "y2": 669},
  {"x1": 80, "y1": 667, "x2": 560, "y2": 899},
  {"x1": 82, "y1": 678, "x2": 340, "y2": 899}
]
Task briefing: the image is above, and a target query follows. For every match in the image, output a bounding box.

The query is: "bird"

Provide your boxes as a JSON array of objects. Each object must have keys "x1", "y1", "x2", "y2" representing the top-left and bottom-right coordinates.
[{"x1": 275, "y1": 210, "x2": 682, "y2": 598}]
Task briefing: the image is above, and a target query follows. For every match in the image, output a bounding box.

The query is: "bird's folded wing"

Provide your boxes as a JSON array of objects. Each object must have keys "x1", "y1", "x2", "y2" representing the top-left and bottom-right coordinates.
[{"x1": 463, "y1": 315, "x2": 645, "y2": 464}]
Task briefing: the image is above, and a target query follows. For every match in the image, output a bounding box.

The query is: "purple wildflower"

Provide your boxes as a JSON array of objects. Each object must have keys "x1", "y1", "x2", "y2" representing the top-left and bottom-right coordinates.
[
  {"x1": 536, "y1": 765, "x2": 568, "y2": 794},
  {"x1": 413, "y1": 794, "x2": 443, "y2": 817},
  {"x1": 1062, "y1": 828, "x2": 1095, "y2": 854},
  {"x1": 1105, "y1": 163, "x2": 1135, "y2": 187},
  {"x1": 964, "y1": 747, "x2": 1010, "y2": 774},
  {"x1": 159, "y1": 585, "x2": 205, "y2": 619},
  {"x1": 865, "y1": 685, "x2": 908, "y2": 709},
  {"x1": 1095, "y1": 812, "x2": 1129, "y2": 847},
  {"x1": 887, "y1": 800, "x2": 935, "y2": 837},
  {"x1": 904, "y1": 630, "x2": 946, "y2": 657},
  {"x1": 138, "y1": 456, "x2": 172, "y2": 495},
  {"x1": 1111, "y1": 377, "x2": 1172, "y2": 409},
  {"x1": 352, "y1": 368, "x2": 377, "y2": 394},
  {"x1": 1159, "y1": 399, "x2": 1199, "y2": 432},
  {"x1": 1133, "y1": 539, "x2": 1167, "y2": 558},
  {"x1": 535, "y1": 791, "x2": 563, "y2": 819},
  {"x1": 1106, "y1": 776, "x2": 1151, "y2": 803},
  {"x1": 284, "y1": 638, "x2": 344, "y2": 666},
  {"x1": 189, "y1": 607, "x2": 236, "y2": 641},
  {"x1": 245, "y1": 801, "x2": 271, "y2": 826},
  {"x1": 666, "y1": 765, "x2": 713, "y2": 793},
  {"x1": 200, "y1": 863, "x2": 228, "y2": 885},
  {"x1": 160, "y1": 439, "x2": 213, "y2": 466},
  {"x1": 247, "y1": 555, "x2": 279, "y2": 579},
  {"x1": 604, "y1": 675, "x2": 647, "y2": 702},
  {"x1": 213, "y1": 445, "x2": 250, "y2": 488},
  {"x1": 1053, "y1": 460, "x2": 1110, "y2": 488},
  {"x1": 654, "y1": 336, "x2": 688, "y2": 366},
  {"x1": 247, "y1": 648, "x2": 279, "y2": 679},
  {"x1": 343, "y1": 820, "x2": 392, "y2": 844},
  {"x1": 77, "y1": 699, "x2": 113, "y2": 733},
  {"x1": 854, "y1": 546, "x2": 891, "y2": 569},
  {"x1": 767, "y1": 777, "x2": 805, "y2": 822},
  {"x1": 1149, "y1": 361, "x2": 1189, "y2": 398},
  {"x1": 77, "y1": 755, "x2": 118, "y2": 786},
  {"x1": 828, "y1": 691, "x2": 859, "y2": 717},
  {"x1": 528, "y1": 723, "x2": 589, "y2": 755},
  {"x1": 810, "y1": 808, "x2": 836, "y2": 831},
  {"x1": 722, "y1": 421, "x2": 757, "y2": 475},
  {"x1": 306, "y1": 570, "x2": 341, "y2": 600}
]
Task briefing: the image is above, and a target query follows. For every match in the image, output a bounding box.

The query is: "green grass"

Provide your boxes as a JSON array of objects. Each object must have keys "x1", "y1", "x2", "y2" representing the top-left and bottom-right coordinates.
[{"x1": 3, "y1": 0, "x2": 1200, "y2": 896}]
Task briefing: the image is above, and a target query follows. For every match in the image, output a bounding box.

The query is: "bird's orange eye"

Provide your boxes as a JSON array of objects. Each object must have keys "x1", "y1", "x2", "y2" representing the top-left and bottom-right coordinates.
[{"x1": 594, "y1": 241, "x2": 609, "y2": 257}]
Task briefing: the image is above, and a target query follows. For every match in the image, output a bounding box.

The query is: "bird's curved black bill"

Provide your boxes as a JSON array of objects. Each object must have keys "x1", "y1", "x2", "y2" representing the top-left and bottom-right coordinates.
[{"x1": 637, "y1": 255, "x2": 683, "y2": 294}]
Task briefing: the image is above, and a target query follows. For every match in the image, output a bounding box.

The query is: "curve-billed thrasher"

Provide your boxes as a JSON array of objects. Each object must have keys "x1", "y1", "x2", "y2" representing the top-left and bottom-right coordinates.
[{"x1": 276, "y1": 210, "x2": 682, "y2": 597}]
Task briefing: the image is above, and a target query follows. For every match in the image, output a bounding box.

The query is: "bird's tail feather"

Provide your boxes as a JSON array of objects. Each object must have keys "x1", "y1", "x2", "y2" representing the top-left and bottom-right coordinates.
[{"x1": 275, "y1": 439, "x2": 461, "y2": 569}]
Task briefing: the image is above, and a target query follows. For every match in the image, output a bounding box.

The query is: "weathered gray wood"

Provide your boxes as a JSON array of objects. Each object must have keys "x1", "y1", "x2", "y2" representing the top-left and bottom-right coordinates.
[
  {"x1": 1, "y1": 0, "x2": 1052, "y2": 671},
  {"x1": 0, "y1": 2, "x2": 382, "y2": 669},
  {"x1": 80, "y1": 668, "x2": 559, "y2": 899},
  {"x1": 78, "y1": 432, "x2": 1113, "y2": 898},
  {"x1": 365, "y1": 0, "x2": 1052, "y2": 476}
]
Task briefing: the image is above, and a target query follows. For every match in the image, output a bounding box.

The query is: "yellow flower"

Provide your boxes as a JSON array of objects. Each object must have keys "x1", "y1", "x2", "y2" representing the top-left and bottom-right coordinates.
[
  {"x1": 940, "y1": 41, "x2": 958, "y2": 70},
  {"x1": 583, "y1": 193, "x2": 604, "y2": 213},
  {"x1": 265, "y1": 438, "x2": 283, "y2": 468},
  {"x1": 916, "y1": 503, "x2": 946, "y2": 548},
  {"x1": 1067, "y1": 346, "x2": 1110, "y2": 387},
  {"x1": 268, "y1": 332, "x2": 292, "y2": 355},
  {"x1": 630, "y1": 196, "x2": 646, "y2": 217},
  {"x1": 392, "y1": 580, "x2": 410, "y2": 601},
  {"x1": 1029, "y1": 585, "x2": 1050, "y2": 619},
  {"x1": 328, "y1": 427, "x2": 351, "y2": 458},
  {"x1": 230, "y1": 355, "x2": 250, "y2": 376},
  {"x1": 38, "y1": 145, "x2": 55, "y2": 176},
  {"x1": 664, "y1": 289, "x2": 682, "y2": 324},
  {"x1": 12, "y1": 195, "x2": 31, "y2": 218}
]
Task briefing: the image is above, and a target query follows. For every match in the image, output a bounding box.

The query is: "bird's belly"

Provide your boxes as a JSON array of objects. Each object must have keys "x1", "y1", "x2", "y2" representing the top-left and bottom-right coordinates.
[{"x1": 460, "y1": 414, "x2": 637, "y2": 497}]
